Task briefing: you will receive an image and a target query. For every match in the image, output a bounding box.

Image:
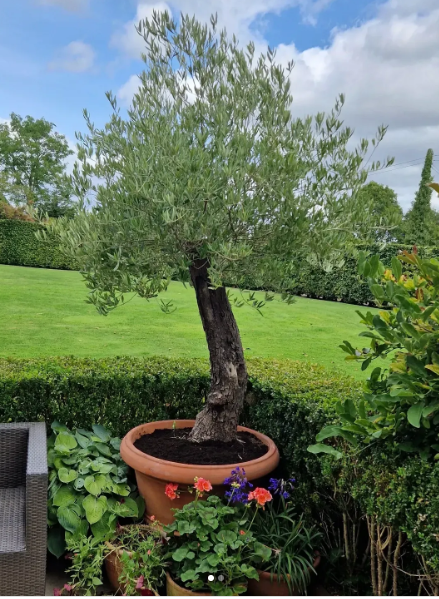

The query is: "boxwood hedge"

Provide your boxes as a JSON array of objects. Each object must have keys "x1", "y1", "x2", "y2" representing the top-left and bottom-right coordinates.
[{"x1": 0, "y1": 220, "x2": 77, "y2": 270}]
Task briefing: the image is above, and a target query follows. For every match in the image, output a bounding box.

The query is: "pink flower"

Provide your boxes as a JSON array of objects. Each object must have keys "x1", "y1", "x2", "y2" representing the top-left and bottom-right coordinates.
[
  {"x1": 248, "y1": 488, "x2": 272, "y2": 507},
  {"x1": 165, "y1": 483, "x2": 179, "y2": 500},
  {"x1": 239, "y1": 530, "x2": 246, "y2": 536},
  {"x1": 150, "y1": 515, "x2": 156, "y2": 522},
  {"x1": 194, "y1": 477, "x2": 212, "y2": 495},
  {"x1": 54, "y1": 589, "x2": 62, "y2": 596},
  {"x1": 136, "y1": 576, "x2": 144, "y2": 590},
  {"x1": 63, "y1": 585, "x2": 73, "y2": 592},
  {"x1": 147, "y1": 549, "x2": 152, "y2": 555}
]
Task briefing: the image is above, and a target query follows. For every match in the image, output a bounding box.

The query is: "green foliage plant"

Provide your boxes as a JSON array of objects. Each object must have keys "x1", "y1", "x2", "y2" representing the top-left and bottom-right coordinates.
[
  {"x1": 47, "y1": 422, "x2": 145, "y2": 558},
  {"x1": 113, "y1": 524, "x2": 167, "y2": 596},
  {"x1": 47, "y1": 11, "x2": 392, "y2": 444},
  {"x1": 309, "y1": 249, "x2": 439, "y2": 459},
  {"x1": 249, "y1": 482, "x2": 321, "y2": 593},
  {"x1": 164, "y1": 480, "x2": 271, "y2": 595}
]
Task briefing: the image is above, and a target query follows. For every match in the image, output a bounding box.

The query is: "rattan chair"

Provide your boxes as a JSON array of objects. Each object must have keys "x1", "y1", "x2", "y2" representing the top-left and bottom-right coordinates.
[{"x1": 0, "y1": 423, "x2": 47, "y2": 596}]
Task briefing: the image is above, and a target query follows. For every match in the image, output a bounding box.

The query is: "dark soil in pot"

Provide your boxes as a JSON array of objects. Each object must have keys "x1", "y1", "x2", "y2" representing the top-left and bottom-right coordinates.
[{"x1": 133, "y1": 427, "x2": 268, "y2": 465}]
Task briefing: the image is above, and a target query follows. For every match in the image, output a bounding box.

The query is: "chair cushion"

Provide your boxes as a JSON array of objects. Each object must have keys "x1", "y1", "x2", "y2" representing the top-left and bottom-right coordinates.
[{"x1": 0, "y1": 487, "x2": 26, "y2": 553}]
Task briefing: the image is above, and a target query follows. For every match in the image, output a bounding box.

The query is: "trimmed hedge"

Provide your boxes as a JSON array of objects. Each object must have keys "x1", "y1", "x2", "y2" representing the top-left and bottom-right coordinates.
[
  {"x1": 0, "y1": 220, "x2": 77, "y2": 270},
  {"x1": 2, "y1": 221, "x2": 438, "y2": 307},
  {"x1": 0, "y1": 356, "x2": 359, "y2": 501}
]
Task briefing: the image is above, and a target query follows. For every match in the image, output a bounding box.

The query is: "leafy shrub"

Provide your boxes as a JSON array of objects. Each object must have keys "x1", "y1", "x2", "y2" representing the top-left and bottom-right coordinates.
[
  {"x1": 311, "y1": 250, "x2": 439, "y2": 459},
  {"x1": 47, "y1": 422, "x2": 145, "y2": 558},
  {"x1": 0, "y1": 220, "x2": 77, "y2": 269}
]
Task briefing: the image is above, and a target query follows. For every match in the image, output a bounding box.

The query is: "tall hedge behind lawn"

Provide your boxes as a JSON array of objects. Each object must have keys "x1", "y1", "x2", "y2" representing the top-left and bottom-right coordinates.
[{"x1": 0, "y1": 220, "x2": 77, "y2": 270}]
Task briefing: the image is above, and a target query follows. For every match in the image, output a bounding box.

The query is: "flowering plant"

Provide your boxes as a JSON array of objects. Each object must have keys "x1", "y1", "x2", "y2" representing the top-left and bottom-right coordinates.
[
  {"x1": 250, "y1": 478, "x2": 321, "y2": 593},
  {"x1": 163, "y1": 477, "x2": 271, "y2": 595}
]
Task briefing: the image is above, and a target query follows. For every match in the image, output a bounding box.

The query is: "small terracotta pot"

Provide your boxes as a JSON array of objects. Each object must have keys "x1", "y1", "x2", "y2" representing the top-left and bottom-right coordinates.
[
  {"x1": 247, "y1": 554, "x2": 321, "y2": 596},
  {"x1": 104, "y1": 525, "x2": 160, "y2": 595},
  {"x1": 120, "y1": 419, "x2": 280, "y2": 525},
  {"x1": 166, "y1": 572, "x2": 211, "y2": 596}
]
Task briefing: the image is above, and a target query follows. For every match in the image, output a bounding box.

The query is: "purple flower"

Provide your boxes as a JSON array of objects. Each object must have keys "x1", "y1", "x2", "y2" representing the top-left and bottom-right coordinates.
[
  {"x1": 223, "y1": 467, "x2": 253, "y2": 504},
  {"x1": 268, "y1": 477, "x2": 296, "y2": 499}
]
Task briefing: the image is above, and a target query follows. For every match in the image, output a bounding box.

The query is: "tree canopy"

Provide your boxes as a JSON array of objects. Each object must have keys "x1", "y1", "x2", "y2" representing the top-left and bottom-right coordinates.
[
  {"x1": 356, "y1": 181, "x2": 402, "y2": 242},
  {"x1": 48, "y1": 12, "x2": 393, "y2": 441},
  {"x1": 0, "y1": 113, "x2": 75, "y2": 217},
  {"x1": 401, "y1": 149, "x2": 439, "y2": 246}
]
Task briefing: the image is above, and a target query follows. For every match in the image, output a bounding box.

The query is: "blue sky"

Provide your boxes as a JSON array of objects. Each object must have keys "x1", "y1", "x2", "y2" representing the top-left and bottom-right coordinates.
[{"x1": 1, "y1": 0, "x2": 438, "y2": 210}]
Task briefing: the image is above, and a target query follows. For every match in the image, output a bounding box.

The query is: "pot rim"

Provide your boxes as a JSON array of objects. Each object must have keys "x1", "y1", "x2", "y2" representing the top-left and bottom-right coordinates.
[
  {"x1": 257, "y1": 552, "x2": 321, "y2": 581},
  {"x1": 120, "y1": 419, "x2": 279, "y2": 481},
  {"x1": 166, "y1": 571, "x2": 211, "y2": 596}
]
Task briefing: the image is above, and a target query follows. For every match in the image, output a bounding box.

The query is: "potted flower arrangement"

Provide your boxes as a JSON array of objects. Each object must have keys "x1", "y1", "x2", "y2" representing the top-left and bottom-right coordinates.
[
  {"x1": 163, "y1": 477, "x2": 272, "y2": 596},
  {"x1": 247, "y1": 478, "x2": 321, "y2": 595},
  {"x1": 105, "y1": 523, "x2": 168, "y2": 595},
  {"x1": 224, "y1": 472, "x2": 321, "y2": 596},
  {"x1": 57, "y1": 523, "x2": 168, "y2": 596}
]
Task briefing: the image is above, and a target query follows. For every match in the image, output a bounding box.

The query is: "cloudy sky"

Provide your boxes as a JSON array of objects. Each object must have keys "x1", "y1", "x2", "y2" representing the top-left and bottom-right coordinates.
[{"x1": 1, "y1": 0, "x2": 438, "y2": 211}]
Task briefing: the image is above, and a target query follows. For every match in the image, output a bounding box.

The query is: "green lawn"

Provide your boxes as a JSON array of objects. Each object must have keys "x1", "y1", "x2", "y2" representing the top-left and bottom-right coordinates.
[{"x1": 0, "y1": 264, "x2": 379, "y2": 377}]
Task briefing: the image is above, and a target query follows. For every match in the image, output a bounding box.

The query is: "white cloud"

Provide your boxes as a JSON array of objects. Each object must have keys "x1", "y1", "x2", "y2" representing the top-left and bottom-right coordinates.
[
  {"x1": 49, "y1": 41, "x2": 95, "y2": 73},
  {"x1": 115, "y1": 0, "x2": 439, "y2": 211},
  {"x1": 118, "y1": 75, "x2": 141, "y2": 104},
  {"x1": 38, "y1": 0, "x2": 88, "y2": 11},
  {"x1": 111, "y1": 2, "x2": 172, "y2": 59}
]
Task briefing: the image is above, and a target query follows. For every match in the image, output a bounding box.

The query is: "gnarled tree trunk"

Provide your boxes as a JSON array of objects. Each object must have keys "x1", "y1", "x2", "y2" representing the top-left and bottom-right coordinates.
[{"x1": 189, "y1": 258, "x2": 248, "y2": 443}]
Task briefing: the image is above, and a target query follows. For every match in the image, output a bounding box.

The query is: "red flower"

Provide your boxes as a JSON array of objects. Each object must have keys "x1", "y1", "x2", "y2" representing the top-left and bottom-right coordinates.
[
  {"x1": 165, "y1": 483, "x2": 179, "y2": 500},
  {"x1": 140, "y1": 590, "x2": 154, "y2": 596},
  {"x1": 248, "y1": 487, "x2": 272, "y2": 506},
  {"x1": 194, "y1": 477, "x2": 212, "y2": 495},
  {"x1": 239, "y1": 530, "x2": 246, "y2": 535}
]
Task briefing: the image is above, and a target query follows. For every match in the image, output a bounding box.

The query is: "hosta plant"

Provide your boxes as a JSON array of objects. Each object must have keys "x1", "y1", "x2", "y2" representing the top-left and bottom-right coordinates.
[
  {"x1": 47, "y1": 422, "x2": 144, "y2": 557},
  {"x1": 164, "y1": 478, "x2": 271, "y2": 595}
]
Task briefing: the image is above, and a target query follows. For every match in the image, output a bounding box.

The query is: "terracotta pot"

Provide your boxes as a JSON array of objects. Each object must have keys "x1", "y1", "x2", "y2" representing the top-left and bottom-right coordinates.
[
  {"x1": 104, "y1": 525, "x2": 160, "y2": 595},
  {"x1": 247, "y1": 554, "x2": 321, "y2": 596},
  {"x1": 166, "y1": 572, "x2": 211, "y2": 596},
  {"x1": 120, "y1": 419, "x2": 280, "y2": 525}
]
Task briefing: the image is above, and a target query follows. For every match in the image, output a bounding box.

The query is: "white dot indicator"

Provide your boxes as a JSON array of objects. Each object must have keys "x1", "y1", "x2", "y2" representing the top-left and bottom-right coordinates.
[{"x1": 208, "y1": 575, "x2": 215, "y2": 582}]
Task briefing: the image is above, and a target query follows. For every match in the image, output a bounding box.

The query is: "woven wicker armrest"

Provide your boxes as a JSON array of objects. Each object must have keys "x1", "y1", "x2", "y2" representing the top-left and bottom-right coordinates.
[{"x1": 26, "y1": 423, "x2": 48, "y2": 549}]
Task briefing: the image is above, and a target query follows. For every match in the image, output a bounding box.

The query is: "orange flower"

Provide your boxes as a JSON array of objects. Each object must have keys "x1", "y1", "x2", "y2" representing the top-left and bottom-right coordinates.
[
  {"x1": 194, "y1": 477, "x2": 212, "y2": 495},
  {"x1": 239, "y1": 530, "x2": 246, "y2": 536},
  {"x1": 248, "y1": 487, "x2": 272, "y2": 506},
  {"x1": 165, "y1": 483, "x2": 179, "y2": 500}
]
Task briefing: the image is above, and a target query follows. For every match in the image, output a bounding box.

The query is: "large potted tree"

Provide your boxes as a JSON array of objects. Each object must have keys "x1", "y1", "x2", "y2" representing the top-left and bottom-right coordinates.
[{"x1": 45, "y1": 12, "x2": 391, "y2": 523}]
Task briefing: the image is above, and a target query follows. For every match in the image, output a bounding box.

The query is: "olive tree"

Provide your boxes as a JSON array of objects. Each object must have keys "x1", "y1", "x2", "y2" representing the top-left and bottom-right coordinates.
[{"x1": 48, "y1": 12, "x2": 391, "y2": 443}]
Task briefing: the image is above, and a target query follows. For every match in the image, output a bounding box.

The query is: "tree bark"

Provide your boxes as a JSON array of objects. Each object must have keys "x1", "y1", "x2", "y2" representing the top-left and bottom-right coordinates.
[{"x1": 189, "y1": 258, "x2": 248, "y2": 443}]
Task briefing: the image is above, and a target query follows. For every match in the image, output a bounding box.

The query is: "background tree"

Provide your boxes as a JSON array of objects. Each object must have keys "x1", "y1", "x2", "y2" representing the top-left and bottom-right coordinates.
[
  {"x1": 47, "y1": 12, "x2": 392, "y2": 443},
  {"x1": 356, "y1": 181, "x2": 402, "y2": 242},
  {"x1": 401, "y1": 149, "x2": 439, "y2": 245},
  {"x1": 0, "y1": 113, "x2": 76, "y2": 217}
]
